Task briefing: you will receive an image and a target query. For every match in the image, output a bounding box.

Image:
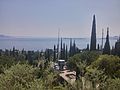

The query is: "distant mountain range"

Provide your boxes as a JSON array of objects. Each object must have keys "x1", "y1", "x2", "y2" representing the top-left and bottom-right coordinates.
[
  {"x1": 0, "y1": 34, "x2": 14, "y2": 39},
  {"x1": 0, "y1": 34, "x2": 119, "y2": 39},
  {"x1": 109, "y1": 36, "x2": 119, "y2": 40}
]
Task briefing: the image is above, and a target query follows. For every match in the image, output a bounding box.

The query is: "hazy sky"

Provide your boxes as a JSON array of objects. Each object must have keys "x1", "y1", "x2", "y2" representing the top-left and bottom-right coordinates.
[{"x1": 0, "y1": 0, "x2": 120, "y2": 38}]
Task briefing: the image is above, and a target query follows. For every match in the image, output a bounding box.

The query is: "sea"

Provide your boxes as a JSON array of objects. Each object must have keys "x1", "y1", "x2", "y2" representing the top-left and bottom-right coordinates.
[{"x1": 0, "y1": 38, "x2": 117, "y2": 51}]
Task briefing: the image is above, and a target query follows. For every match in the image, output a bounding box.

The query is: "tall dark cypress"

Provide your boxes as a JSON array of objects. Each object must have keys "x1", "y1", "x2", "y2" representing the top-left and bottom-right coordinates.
[
  {"x1": 103, "y1": 28, "x2": 110, "y2": 55},
  {"x1": 60, "y1": 38, "x2": 63, "y2": 59},
  {"x1": 57, "y1": 44, "x2": 59, "y2": 60},
  {"x1": 97, "y1": 44, "x2": 100, "y2": 50},
  {"x1": 65, "y1": 45, "x2": 68, "y2": 61},
  {"x1": 90, "y1": 15, "x2": 96, "y2": 51},
  {"x1": 115, "y1": 37, "x2": 120, "y2": 57},
  {"x1": 12, "y1": 46, "x2": 15, "y2": 57},
  {"x1": 22, "y1": 48, "x2": 25, "y2": 54},
  {"x1": 69, "y1": 38, "x2": 72, "y2": 57},
  {"x1": 63, "y1": 43, "x2": 65, "y2": 59},
  {"x1": 0, "y1": 49, "x2": 2, "y2": 56},
  {"x1": 73, "y1": 40, "x2": 76, "y2": 55},
  {"x1": 86, "y1": 44, "x2": 89, "y2": 50},
  {"x1": 53, "y1": 45, "x2": 56, "y2": 62},
  {"x1": 47, "y1": 49, "x2": 50, "y2": 61}
]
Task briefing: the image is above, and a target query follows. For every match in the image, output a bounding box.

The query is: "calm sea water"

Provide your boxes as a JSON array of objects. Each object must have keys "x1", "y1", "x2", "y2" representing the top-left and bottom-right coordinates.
[{"x1": 0, "y1": 38, "x2": 117, "y2": 51}]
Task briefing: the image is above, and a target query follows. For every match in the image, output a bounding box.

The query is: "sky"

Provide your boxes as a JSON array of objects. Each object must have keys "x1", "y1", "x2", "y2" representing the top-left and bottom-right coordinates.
[{"x1": 0, "y1": 0, "x2": 120, "y2": 38}]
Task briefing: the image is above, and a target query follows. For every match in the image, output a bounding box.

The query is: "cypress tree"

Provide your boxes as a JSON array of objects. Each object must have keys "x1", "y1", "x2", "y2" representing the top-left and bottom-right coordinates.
[
  {"x1": 44, "y1": 49, "x2": 50, "y2": 61},
  {"x1": 0, "y1": 49, "x2": 1, "y2": 55},
  {"x1": 63, "y1": 43, "x2": 65, "y2": 59},
  {"x1": 103, "y1": 27, "x2": 110, "y2": 55},
  {"x1": 22, "y1": 48, "x2": 25, "y2": 54},
  {"x1": 86, "y1": 44, "x2": 89, "y2": 50},
  {"x1": 65, "y1": 45, "x2": 68, "y2": 61},
  {"x1": 12, "y1": 46, "x2": 15, "y2": 57},
  {"x1": 5, "y1": 49, "x2": 9, "y2": 56},
  {"x1": 69, "y1": 38, "x2": 72, "y2": 57},
  {"x1": 73, "y1": 40, "x2": 76, "y2": 55},
  {"x1": 97, "y1": 44, "x2": 100, "y2": 50},
  {"x1": 111, "y1": 46, "x2": 115, "y2": 55},
  {"x1": 60, "y1": 38, "x2": 63, "y2": 59},
  {"x1": 90, "y1": 15, "x2": 96, "y2": 51},
  {"x1": 115, "y1": 37, "x2": 120, "y2": 57},
  {"x1": 10, "y1": 49, "x2": 12, "y2": 56},
  {"x1": 53, "y1": 45, "x2": 56, "y2": 62},
  {"x1": 57, "y1": 44, "x2": 59, "y2": 60},
  {"x1": 47, "y1": 49, "x2": 50, "y2": 61}
]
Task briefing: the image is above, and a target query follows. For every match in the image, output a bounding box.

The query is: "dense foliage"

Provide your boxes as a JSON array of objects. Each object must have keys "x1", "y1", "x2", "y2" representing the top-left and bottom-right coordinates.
[
  {"x1": 0, "y1": 55, "x2": 16, "y2": 73},
  {"x1": 0, "y1": 64, "x2": 37, "y2": 89},
  {"x1": 0, "y1": 49, "x2": 120, "y2": 90},
  {"x1": 91, "y1": 55, "x2": 120, "y2": 78},
  {"x1": 67, "y1": 51, "x2": 120, "y2": 90}
]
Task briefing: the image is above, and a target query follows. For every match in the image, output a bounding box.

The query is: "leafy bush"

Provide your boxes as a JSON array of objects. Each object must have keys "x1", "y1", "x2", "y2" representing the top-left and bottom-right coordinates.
[
  {"x1": 0, "y1": 64, "x2": 38, "y2": 89},
  {"x1": 79, "y1": 51, "x2": 100, "y2": 65},
  {"x1": 0, "y1": 63, "x2": 67, "y2": 90},
  {"x1": 102, "y1": 78, "x2": 120, "y2": 90},
  {"x1": 91, "y1": 55, "x2": 120, "y2": 78},
  {"x1": 0, "y1": 55, "x2": 16, "y2": 73}
]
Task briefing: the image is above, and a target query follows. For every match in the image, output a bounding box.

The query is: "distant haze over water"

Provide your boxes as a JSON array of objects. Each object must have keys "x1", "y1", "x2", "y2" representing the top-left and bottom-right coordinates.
[{"x1": 0, "y1": 37, "x2": 117, "y2": 51}]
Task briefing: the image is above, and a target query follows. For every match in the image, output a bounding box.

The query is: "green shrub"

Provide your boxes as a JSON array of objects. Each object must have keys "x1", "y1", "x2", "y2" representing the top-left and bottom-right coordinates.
[
  {"x1": 92, "y1": 55, "x2": 120, "y2": 78},
  {"x1": 0, "y1": 64, "x2": 38, "y2": 89}
]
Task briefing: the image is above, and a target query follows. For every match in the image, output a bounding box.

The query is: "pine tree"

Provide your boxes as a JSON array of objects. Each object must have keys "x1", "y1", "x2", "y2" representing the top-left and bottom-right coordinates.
[
  {"x1": 103, "y1": 27, "x2": 110, "y2": 55},
  {"x1": 90, "y1": 15, "x2": 96, "y2": 51}
]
